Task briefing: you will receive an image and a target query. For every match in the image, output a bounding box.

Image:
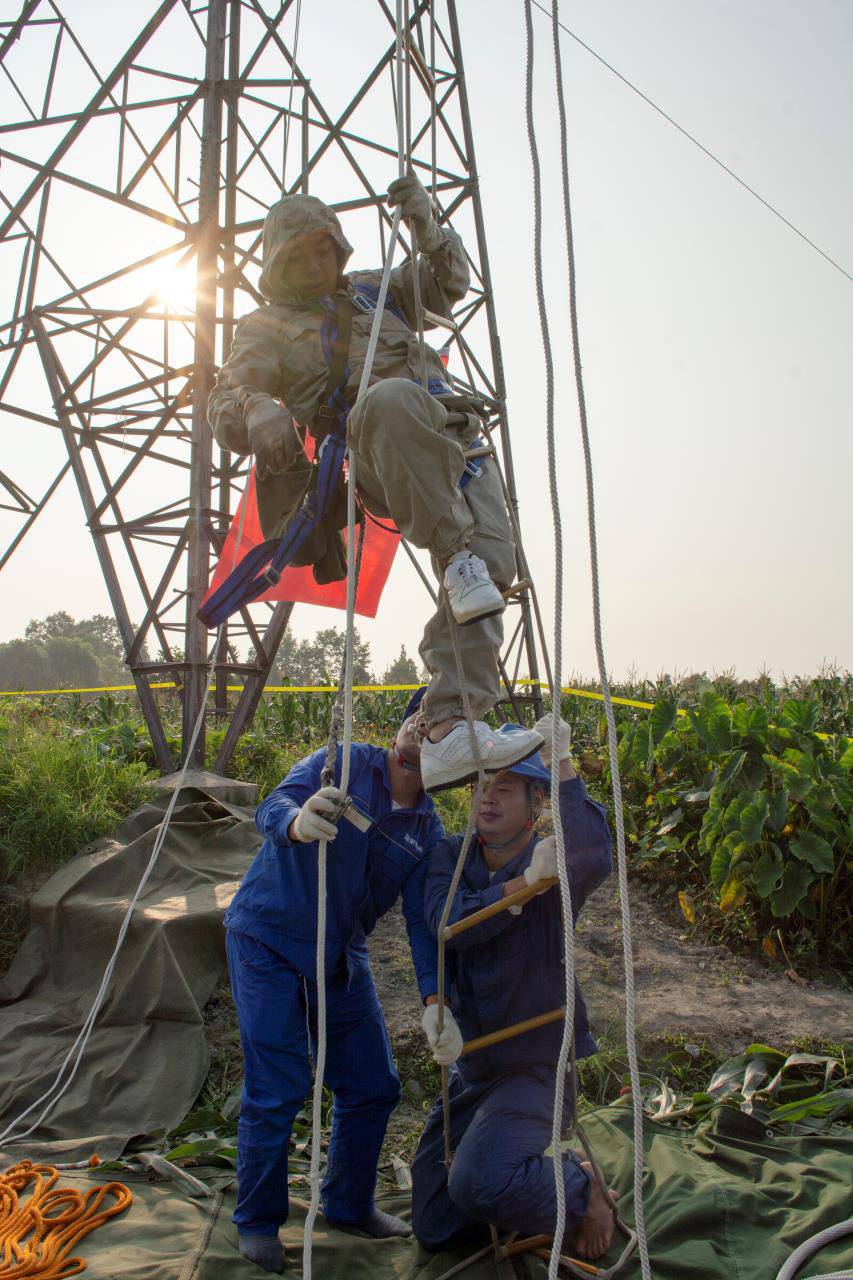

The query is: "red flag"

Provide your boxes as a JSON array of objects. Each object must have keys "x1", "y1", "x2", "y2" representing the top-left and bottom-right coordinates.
[{"x1": 204, "y1": 467, "x2": 400, "y2": 620}]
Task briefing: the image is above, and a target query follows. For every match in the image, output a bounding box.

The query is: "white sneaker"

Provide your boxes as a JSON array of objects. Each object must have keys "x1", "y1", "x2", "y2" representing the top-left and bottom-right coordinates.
[
  {"x1": 443, "y1": 551, "x2": 506, "y2": 626},
  {"x1": 420, "y1": 721, "x2": 545, "y2": 792}
]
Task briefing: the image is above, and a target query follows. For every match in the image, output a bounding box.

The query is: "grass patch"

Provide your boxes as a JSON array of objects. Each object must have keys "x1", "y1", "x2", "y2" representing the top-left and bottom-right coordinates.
[{"x1": 0, "y1": 706, "x2": 150, "y2": 877}]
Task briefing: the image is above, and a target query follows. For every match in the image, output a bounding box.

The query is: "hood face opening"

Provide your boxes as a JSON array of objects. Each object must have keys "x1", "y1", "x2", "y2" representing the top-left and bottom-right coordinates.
[{"x1": 259, "y1": 194, "x2": 354, "y2": 303}]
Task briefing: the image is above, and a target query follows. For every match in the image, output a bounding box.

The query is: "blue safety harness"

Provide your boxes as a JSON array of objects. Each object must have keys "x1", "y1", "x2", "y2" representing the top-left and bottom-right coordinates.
[{"x1": 199, "y1": 285, "x2": 482, "y2": 627}]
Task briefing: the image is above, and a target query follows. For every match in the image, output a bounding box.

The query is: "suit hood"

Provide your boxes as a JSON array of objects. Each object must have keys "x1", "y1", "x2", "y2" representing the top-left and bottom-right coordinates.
[{"x1": 258, "y1": 194, "x2": 353, "y2": 303}]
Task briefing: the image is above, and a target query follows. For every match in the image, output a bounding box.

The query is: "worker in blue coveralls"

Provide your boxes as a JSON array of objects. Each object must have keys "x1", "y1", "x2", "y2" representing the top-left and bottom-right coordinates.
[
  {"x1": 411, "y1": 714, "x2": 619, "y2": 1262},
  {"x1": 224, "y1": 689, "x2": 442, "y2": 1274}
]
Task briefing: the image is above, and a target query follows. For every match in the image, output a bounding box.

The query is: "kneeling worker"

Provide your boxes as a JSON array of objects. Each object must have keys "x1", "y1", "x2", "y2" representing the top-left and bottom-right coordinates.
[
  {"x1": 411, "y1": 716, "x2": 618, "y2": 1261},
  {"x1": 225, "y1": 699, "x2": 443, "y2": 1273}
]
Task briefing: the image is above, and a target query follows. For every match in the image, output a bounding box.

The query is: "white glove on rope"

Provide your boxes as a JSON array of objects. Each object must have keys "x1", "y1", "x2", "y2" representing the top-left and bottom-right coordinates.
[
  {"x1": 523, "y1": 835, "x2": 558, "y2": 890},
  {"x1": 291, "y1": 786, "x2": 342, "y2": 844},
  {"x1": 386, "y1": 175, "x2": 444, "y2": 253},
  {"x1": 421, "y1": 1003, "x2": 464, "y2": 1066},
  {"x1": 246, "y1": 400, "x2": 299, "y2": 481},
  {"x1": 533, "y1": 712, "x2": 572, "y2": 769}
]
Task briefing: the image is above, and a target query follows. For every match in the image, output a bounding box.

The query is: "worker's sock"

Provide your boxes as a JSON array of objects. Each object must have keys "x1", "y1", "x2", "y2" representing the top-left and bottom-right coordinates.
[
  {"x1": 237, "y1": 1233, "x2": 285, "y2": 1273},
  {"x1": 332, "y1": 1208, "x2": 412, "y2": 1239}
]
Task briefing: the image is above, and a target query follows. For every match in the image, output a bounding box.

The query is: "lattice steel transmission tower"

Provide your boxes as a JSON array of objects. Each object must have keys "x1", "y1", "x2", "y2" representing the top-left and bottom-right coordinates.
[{"x1": 0, "y1": 0, "x2": 543, "y2": 770}]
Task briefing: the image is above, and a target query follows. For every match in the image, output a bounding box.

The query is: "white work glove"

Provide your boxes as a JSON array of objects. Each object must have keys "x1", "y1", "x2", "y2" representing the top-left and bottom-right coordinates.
[
  {"x1": 291, "y1": 786, "x2": 342, "y2": 844},
  {"x1": 386, "y1": 175, "x2": 443, "y2": 253},
  {"x1": 421, "y1": 1003, "x2": 464, "y2": 1066},
  {"x1": 533, "y1": 713, "x2": 572, "y2": 770},
  {"x1": 246, "y1": 401, "x2": 299, "y2": 481},
  {"x1": 523, "y1": 835, "x2": 558, "y2": 890}
]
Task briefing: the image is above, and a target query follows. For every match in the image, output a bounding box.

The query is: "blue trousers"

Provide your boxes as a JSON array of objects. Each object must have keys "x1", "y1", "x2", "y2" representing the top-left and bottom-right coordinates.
[
  {"x1": 226, "y1": 930, "x2": 401, "y2": 1235},
  {"x1": 411, "y1": 1065, "x2": 592, "y2": 1252}
]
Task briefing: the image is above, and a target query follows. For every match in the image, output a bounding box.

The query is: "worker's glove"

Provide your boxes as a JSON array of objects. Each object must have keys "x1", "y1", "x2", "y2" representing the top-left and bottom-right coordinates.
[
  {"x1": 421, "y1": 1003, "x2": 464, "y2": 1066},
  {"x1": 533, "y1": 712, "x2": 572, "y2": 770},
  {"x1": 291, "y1": 786, "x2": 343, "y2": 844},
  {"x1": 387, "y1": 175, "x2": 443, "y2": 253},
  {"x1": 523, "y1": 835, "x2": 558, "y2": 892},
  {"x1": 246, "y1": 401, "x2": 299, "y2": 481}
]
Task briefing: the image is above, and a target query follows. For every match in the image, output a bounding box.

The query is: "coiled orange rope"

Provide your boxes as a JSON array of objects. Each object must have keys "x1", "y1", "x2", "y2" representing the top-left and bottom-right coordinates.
[{"x1": 0, "y1": 1159, "x2": 132, "y2": 1278}]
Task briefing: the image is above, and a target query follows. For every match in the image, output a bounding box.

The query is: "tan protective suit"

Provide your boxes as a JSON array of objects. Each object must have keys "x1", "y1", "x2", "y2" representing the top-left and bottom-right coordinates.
[{"x1": 208, "y1": 194, "x2": 515, "y2": 726}]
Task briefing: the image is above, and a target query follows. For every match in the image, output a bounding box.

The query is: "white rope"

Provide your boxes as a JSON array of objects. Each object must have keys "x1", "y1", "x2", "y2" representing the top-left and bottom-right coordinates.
[
  {"x1": 281, "y1": 0, "x2": 304, "y2": 193},
  {"x1": 774, "y1": 1219, "x2": 853, "y2": 1280},
  {"x1": 522, "y1": 1, "x2": 650, "y2": 1274},
  {"x1": 301, "y1": 8, "x2": 407, "y2": 1274},
  {"x1": 0, "y1": 627, "x2": 222, "y2": 1151}
]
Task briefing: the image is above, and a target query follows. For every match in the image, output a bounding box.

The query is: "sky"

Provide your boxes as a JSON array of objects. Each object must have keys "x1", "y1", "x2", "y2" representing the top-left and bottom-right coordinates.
[{"x1": 0, "y1": 0, "x2": 850, "y2": 684}]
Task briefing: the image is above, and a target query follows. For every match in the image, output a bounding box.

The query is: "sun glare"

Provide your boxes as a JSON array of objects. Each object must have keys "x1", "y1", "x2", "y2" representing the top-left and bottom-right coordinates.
[{"x1": 149, "y1": 261, "x2": 198, "y2": 311}]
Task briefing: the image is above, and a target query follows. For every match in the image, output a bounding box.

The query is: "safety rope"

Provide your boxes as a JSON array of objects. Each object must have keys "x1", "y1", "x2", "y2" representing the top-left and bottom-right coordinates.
[
  {"x1": 522, "y1": 0, "x2": 651, "y2": 1273},
  {"x1": 281, "y1": 0, "x2": 304, "y2": 193},
  {"x1": 0, "y1": 1159, "x2": 131, "y2": 1279},
  {"x1": 301, "y1": 7, "x2": 408, "y2": 1275},
  {"x1": 520, "y1": 7, "x2": 578, "y2": 1271},
  {"x1": 547, "y1": 1, "x2": 651, "y2": 1272}
]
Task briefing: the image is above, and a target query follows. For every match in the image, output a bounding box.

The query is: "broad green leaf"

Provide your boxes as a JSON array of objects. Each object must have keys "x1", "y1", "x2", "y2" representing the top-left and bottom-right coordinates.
[
  {"x1": 710, "y1": 841, "x2": 733, "y2": 891},
  {"x1": 731, "y1": 702, "x2": 769, "y2": 742},
  {"x1": 763, "y1": 753, "x2": 813, "y2": 801},
  {"x1": 649, "y1": 698, "x2": 677, "y2": 745},
  {"x1": 768, "y1": 1088, "x2": 853, "y2": 1125},
  {"x1": 753, "y1": 846, "x2": 783, "y2": 898},
  {"x1": 716, "y1": 750, "x2": 747, "y2": 791},
  {"x1": 788, "y1": 831, "x2": 834, "y2": 874},
  {"x1": 164, "y1": 1137, "x2": 230, "y2": 1159},
  {"x1": 779, "y1": 699, "x2": 820, "y2": 734},
  {"x1": 739, "y1": 792, "x2": 769, "y2": 845},
  {"x1": 767, "y1": 786, "x2": 789, "y2": 832},
  {"x1": 770, "y1": 861, "x2": 814, "y2": 917},
  {"x1": 840, "y1": 741, "x2": 853, "y2": 770},
  {"x1": 683, "y1": 788, "x2": 711, "y2": 804}
]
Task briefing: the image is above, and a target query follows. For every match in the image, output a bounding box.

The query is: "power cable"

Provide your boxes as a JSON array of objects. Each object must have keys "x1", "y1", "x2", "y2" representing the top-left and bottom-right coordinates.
[{"x1": 531, "y1": 0, "x2": 852, "y2": 283}]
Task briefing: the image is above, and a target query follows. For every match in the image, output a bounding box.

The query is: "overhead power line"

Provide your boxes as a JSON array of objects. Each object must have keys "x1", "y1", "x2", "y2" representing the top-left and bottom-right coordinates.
[{"x1": 532, "y1": 0, "x2": 852, "y2": 282}]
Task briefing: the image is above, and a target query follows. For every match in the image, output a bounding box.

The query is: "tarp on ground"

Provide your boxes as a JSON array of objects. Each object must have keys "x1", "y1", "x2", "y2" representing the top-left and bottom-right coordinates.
[
  {"x1": 0, "y1": 773, "x2": 262, "y2": 1165},
  {"x1": 13, "y1": 1106, "x2": 852, "y2": 1279}
]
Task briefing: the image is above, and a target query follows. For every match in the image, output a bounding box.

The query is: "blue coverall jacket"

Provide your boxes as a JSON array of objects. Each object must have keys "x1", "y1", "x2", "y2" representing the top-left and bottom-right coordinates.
[
  {"x1": 225, "y1": 743, "x2": 443, "y2": 1235},
  {"x1": 412, "y1": 776, "x2": 612, "y2": 1252}
]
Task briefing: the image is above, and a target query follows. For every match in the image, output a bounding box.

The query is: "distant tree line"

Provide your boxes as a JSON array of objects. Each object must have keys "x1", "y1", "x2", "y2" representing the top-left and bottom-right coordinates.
[{"x1": 0, "y1": 611, "x2": 424, "y2": 692}]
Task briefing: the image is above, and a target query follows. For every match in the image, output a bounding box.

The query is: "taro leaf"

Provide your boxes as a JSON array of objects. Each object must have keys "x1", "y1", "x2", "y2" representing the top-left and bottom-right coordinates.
[
  {"x1": 840, "y1": 741, "x2": 853, "y2": 770},
  {"x1": 710, "y1": 841, "x2": 733, "y2": 892},
  {"x1": 789, "y1": 830, "x2": 834, "y2": 874},
  {"x1": 768, "y1": 786, "x2": 789, "y2": 832},
  {"x1": 770, "y1": 861, "x2": 814, "y2": 918},
  {"x1": 779, "y1": 699, "x2": 820, "y2": 734},
  {"x1": 717, "y1": 750, "x2": 748, "y2": 792},
  {"x1": 731, "y1": 702, "x2": 769, "y2": 742},
  {"x1": 683, "y1": 788, "x2": 711, "y2": 804},
  {"x1": 739, "y1": 791, "x2": 769, "y2": 845},
  {"x1": 719, "y1": 874, "x2": 747, "y2": 913},
  {"x1": 763, "y1": 753, "x2": 813, "y2": 802},
  {"x1": 677, "y1": 890, "x2": 696, "y2": 924},
  {"x1": 753, "y1": 846, "x2": 784, "y2": 898},
  {"x1": 649, "y1": 698, "x2": 677, "y2": 746},
  {"x1": 656, "y1": 808, "x2": 683, "y2": 836}
]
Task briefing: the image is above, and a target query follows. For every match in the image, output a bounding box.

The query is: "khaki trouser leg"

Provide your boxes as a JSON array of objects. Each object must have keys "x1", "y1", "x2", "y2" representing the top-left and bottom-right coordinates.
[{"x1": 347, "y1": 378, "x2": 516, "y2": 729}]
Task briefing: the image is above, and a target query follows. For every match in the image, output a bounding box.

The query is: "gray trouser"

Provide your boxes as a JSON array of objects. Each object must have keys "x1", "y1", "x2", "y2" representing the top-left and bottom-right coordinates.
[{"x1": 347, "y1": 378, "x2": 516, "y2": 726}]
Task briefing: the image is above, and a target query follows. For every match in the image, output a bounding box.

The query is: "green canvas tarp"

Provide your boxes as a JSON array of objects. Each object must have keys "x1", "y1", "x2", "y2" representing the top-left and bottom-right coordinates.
[
  {"x1": 0, "y1": 773, "x2": 261, "y2": 1164},
  {"x1": 15, "y1": 1106, "x2": 851, "y2": 1278}
]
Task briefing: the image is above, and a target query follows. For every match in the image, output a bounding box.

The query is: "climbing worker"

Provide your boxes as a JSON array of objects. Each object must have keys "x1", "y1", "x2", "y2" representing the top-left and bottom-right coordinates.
[
  {"x1": 207, "y1": 174, "x2": 542, "y2": 790},
  {"x1": 411, "y1": 714, "x2": 618, "y2": 1261},
  {"x1": 224, "y1": 694, "x2": 444, "y2": 1274}
]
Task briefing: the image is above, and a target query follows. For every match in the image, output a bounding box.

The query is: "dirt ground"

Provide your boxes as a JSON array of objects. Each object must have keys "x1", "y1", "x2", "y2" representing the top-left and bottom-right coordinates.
[{"x1": 364, "y1": 877, "x2": 853, "y2": 1168}]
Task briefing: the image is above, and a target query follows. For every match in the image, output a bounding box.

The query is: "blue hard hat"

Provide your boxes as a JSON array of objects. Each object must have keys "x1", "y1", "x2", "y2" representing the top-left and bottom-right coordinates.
[
  {"x1": 499, "y1": 723, "x2": 550, "y2": 783},
  {"x1": 402, "y1": 685, "x2": 427, "y2": 719}
]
